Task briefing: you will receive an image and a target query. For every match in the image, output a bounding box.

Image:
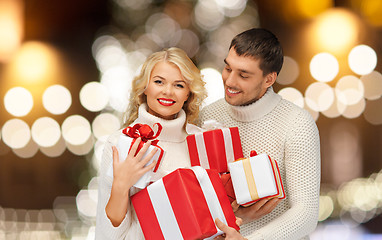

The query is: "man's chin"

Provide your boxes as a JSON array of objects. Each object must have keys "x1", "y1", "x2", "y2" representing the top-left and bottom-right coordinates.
[{"x1": 225, "y1": 95, "x2": 241, "y2": 106}]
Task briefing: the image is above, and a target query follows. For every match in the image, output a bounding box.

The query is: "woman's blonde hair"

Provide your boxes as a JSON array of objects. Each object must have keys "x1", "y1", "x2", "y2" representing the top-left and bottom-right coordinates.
[{"x1": 123, "y1": 47, "x2": 207, "y2": 127}]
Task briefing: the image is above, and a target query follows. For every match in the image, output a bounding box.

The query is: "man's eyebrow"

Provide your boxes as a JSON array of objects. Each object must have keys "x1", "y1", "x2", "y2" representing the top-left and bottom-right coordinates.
[{"x1": 224, "y1": 59, "x2": 253, "y2": 74}]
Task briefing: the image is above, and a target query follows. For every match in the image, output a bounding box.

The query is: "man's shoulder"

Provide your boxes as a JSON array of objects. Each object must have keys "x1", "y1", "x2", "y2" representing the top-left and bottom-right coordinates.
[{"x1": 202, "y1": 98, "x2": 226, "y2": 113}]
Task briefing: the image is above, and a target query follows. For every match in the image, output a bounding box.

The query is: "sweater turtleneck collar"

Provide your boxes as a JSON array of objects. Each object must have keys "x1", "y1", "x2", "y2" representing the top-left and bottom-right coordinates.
[
  {"x1": 132, "y1": 104, "x2": 188, "y2": 142},
  {"x1": 227, "y1": 87, "x2": 282, "y2": 122}
]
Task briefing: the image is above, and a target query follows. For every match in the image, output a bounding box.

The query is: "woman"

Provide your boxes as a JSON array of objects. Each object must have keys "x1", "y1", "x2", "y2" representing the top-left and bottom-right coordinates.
[{"x1": 95, "y1": 47, "x2": 207, "y2": 239}]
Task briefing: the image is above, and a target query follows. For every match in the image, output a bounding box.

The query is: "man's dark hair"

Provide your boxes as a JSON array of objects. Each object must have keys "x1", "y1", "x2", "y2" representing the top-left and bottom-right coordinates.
[{"x1": 229, "y1": 28, "x2": 284, "y2": 76}]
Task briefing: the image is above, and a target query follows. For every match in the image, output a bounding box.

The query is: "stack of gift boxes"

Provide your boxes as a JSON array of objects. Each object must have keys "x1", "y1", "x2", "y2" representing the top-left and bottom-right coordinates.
[{"x1": 114, "y1": 123, "x2": 285, "y2": 240}]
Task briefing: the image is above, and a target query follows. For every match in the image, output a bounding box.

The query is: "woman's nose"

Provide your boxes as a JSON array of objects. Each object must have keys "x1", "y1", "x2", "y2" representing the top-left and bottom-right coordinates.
[{"x1": 162, "y1": 84, "x2": 173, "y2": 95}]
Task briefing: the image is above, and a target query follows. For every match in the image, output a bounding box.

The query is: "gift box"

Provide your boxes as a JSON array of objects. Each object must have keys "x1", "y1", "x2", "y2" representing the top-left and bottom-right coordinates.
[
  {"x1": 228, "y1": 152, "x2": 285, "y2": 206},
  {"x1": 220, "y1": 173, "x2": 236, "y2": 204},
  {"x1": 131, "y1": 166, "x2": 239, "y2": 240},
  {"x1": 107, "y1": 123, "x2": 164, "y2": 189},
  {"x1": 186, "y1": 127, "x2": 243, "y2": 173}
]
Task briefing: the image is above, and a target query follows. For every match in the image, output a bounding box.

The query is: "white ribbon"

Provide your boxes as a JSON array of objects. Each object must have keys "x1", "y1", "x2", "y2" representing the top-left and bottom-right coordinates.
[
  {"x1": 146, "y1": 166, "x2": 227, "y2": 239},
  {"x1": 195, "y1": 133, "x2": 210, "y2": 169},
  {"x1": 191, "y1": 166, "x2": 227, "y2": 239},
  {"x1": 222, "y1": 128, "x2": 235, "y2": 164},
  {"x1": 147, "y1": 179, "x2": 183, "y2": 239}
]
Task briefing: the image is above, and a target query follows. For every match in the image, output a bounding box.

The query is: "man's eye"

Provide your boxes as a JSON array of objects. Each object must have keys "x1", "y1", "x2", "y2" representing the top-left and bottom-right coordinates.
[
  {"x1": 225, "y1": 67, "x2": 232, "y2": 72},
  {"x1": 240, "y1": 75, "x2": 248, "y2": 79}
]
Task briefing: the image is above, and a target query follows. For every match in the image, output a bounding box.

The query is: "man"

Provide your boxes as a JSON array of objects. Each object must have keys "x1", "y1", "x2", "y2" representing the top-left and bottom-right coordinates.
[{"x1": 200, "y1": 28, "x2": 321, "y2": 239}]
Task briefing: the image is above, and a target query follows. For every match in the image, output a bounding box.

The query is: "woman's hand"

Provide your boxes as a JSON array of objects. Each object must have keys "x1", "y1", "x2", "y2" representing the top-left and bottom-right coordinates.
[
  {"x1": 112, "y1": 138, "x2": 158, "y2": 192},
  {"x1": 106, "y1": 138, "x2": 158, "y2": 227}
]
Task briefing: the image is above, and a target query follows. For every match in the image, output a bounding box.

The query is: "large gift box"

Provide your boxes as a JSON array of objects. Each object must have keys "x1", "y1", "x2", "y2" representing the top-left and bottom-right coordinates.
[
  {"x1": 228, "y1": 152, "x2": 285, "y2": 206},
  {"x1": 186, "y1": 127, "x2": 243, "y2": 173},
  {"x1": 131, "y1": 166, "x2": 239, "y2": 240},
  {"x1": 107, "y1": 123, "x2": 164, "y2": 189}
]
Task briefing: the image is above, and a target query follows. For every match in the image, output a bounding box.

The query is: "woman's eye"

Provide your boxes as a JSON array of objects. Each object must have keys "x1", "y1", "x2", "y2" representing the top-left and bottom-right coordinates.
[
  {"x1": 175, "y1": 84, "x2": 185, "y2": 88},
  {"x1": 154, "y1": 79, "x2": 163, "y2": 84}
]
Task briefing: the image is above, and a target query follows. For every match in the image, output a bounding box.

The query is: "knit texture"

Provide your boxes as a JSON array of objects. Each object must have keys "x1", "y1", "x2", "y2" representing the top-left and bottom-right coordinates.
[
  {"x1": 199, "y1": 87, "x2": 321, "y2": 240},
  {"x1": 96, "y1": 104, "x2": 192, "y2": 240}
]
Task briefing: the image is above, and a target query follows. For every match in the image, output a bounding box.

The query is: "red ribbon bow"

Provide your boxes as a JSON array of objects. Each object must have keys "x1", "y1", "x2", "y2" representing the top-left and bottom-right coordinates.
[{"x1": 122, "y1": 123, "x2": 163, "y2": 172}]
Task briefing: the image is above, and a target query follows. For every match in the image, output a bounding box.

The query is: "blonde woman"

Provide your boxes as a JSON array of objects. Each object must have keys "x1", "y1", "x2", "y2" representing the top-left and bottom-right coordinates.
[{"x1": 96, "y1": 47, "x2": 207, "y2": 239}]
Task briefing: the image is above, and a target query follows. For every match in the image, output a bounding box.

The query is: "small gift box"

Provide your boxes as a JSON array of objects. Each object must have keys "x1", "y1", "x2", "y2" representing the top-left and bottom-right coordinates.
[
  {"x1": 131, "y1": 166, "x2": 239, "y2": 240},
  {"x1": 107, "y1": 123, "x2": 164, "y2": 189},
  {"x1": 228, "y1": 151, "x2": 285, "y2": 206},
  {"x1": 186, "y1": 124, "x2": 243, "y2": 173}
]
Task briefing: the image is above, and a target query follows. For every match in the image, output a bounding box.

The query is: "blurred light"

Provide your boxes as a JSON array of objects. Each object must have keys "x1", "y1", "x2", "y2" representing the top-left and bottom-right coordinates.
[
  {"x1": 277, "y1": 56, "x2": 299, "y2": 85},
  {"x1": 348, "y1": 45, "x2": 377, "y2": 75},
  {"x1": 31, "y1": 117, "x2": 61, "y2": 148},
  {"x1": 321, "y1": 95, "x2": 344, "y2": 118},
  {"x1": 11, "y1": 42, "x2": 59, "y2": 83},
  {"x1": 4, "y1": 87, "x2": 33, "y2": 117},
  {"x1": 329, "y1": 122, "x2": 362, "y2": 186},
  {"x1": 341, "y1": 98, "x2": 365, "y2": 119},
  {"x1": 0, "y1": 0, "x2": 23, "y2": 62},
  {"x1": 319, "y1": 195, "x2": 334, "y2": 221},
  {"x1": 364, "y1": 98, "x2": 382, "y2": 125},
  {"x1": 215, "y1": 0, "x2": 248, "y2": 18},
  {"x1": 294, "y1": 0, "x2": 332, "y2": 19},
  {"x1": 278, "y1": 87, "x2": 304, "y2": 108},
  {"x1": 80, "y1": 82, "x2": 109, "y2": 112},
  {"x1": 62, "y1": 115, "x2": 92, "y2": 146},
  {"x1": 172, "y1": 29, "x2": 200, "y2": 58},
  {"x1": 361, "y1": 71, "x2": 382, "y2": 100},
  {"x1": 194, "y1": 0, "x2": 225, "y2": 31},
  {"x1": 113, "y1": 0, "x2": 151, "y2": 10},
  {"x1": 66, "y1": 135, "x2": 94, "y2": 156},
  {"x1": 39, "y1": 136, "x2": 66, "y2": 158},
  {"x1": 1, "y1": 119, "x2": 31, "y2": 149},
  {"x1": 92, "y1": 139, "x2": 107, "y2": 171},
  {"x1": 201, "y1": 68, "x2": 224, "y2": 107},
  {"x1": 335, "y1": 75, "x2": 364, "y2": 106},
  {"x1": 42, "y1": 85, "x2": 72, "y2": 115},
  {"x1": 12, "y1": 138, "x2": 38, "y2": 158},
  {"x1": 146, "y1": 13, "x2": 180, "y2": 45},
  {"x1": 310, "y1": 53, "x2": 339, "y2": 82},
  {"x1": 305, "y1": 82, "x2": 334, "y2": 112},
  {"x1": 92, "y1": 35, "x2": 127, "y2": 73},
  {"x1": 101, "y1": 66, "x2": 133, "y2": 112},
  {"x1": 313, "y1": 9, "x2": 358, "y2": 54},
  {"x1": 92, "y1": 113, "x2": 121, "y2": 139},
  {"x1": 76, "y1": 190, "x2": 97, "y2": 218},
  {"x1": 353, "y1": 0, "x2": 382, "y2": 27}
]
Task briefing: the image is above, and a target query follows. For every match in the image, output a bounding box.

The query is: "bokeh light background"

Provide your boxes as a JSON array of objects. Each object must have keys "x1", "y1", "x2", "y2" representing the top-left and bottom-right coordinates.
[{"x1": 1, "y1": 0, "x2": 382, "y2": 239}]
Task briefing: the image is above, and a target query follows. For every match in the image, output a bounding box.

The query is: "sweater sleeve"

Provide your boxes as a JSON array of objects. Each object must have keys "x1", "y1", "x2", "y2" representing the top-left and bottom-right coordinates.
[
  {"x1": 247, "y1": 110, "x2": 321, "y2": 240},
  {"x1": 95, "y1": 133, "x2": 144, "y2": 240}
]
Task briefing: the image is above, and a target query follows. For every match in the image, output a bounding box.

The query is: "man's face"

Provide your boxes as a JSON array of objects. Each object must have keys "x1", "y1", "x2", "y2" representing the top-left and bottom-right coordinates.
[{"x1": 222, "y1": 48, "x2": 275, "y2": 106}]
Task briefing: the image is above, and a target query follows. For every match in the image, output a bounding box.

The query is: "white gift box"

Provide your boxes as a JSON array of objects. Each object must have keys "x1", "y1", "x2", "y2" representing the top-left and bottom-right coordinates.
[
  {"x1": 228, "y1": 153, "x2": 284, "y2": 206},
  {"x1": 107, "y1": 134, "x2": 164, "y2": 189}
]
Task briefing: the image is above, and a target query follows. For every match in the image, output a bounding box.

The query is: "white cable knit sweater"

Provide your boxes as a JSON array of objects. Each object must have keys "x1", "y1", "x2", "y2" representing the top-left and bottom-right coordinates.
[
  {"x1": 95, "y1": 104, "x2": 191, "y2": 240},
  {"x1": 199, "y1": 87, "x2": 321, "y2": 240}
]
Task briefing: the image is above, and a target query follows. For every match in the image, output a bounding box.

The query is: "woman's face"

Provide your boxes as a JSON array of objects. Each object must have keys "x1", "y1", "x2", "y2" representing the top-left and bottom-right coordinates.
[{"x1": 144, "y1": 61, "x2": 190, "y2": 120}]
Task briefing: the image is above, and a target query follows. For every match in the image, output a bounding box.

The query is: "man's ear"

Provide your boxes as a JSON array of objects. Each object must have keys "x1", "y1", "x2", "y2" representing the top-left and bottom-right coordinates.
[{"x1": 265, "y1": 72, "x2": 277, "y2": 87}]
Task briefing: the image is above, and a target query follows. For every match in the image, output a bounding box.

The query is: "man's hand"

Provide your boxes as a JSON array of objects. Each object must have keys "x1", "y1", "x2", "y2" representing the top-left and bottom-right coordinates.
[
  {"x1": 214, "y1": 218, "x2": 247, "y2": 240},
  {"x1": 232, "y1": 198, "x2": 281, "y2": 224}
]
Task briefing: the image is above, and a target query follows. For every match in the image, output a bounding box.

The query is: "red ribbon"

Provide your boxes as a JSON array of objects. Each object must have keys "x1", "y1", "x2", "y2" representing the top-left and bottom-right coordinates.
[
  {"x1": 250, "y1": 150, "x2": 258, "y2": 157},
  {"x1": 122, "y1": 123, "x2": 164, "y2": 172}
]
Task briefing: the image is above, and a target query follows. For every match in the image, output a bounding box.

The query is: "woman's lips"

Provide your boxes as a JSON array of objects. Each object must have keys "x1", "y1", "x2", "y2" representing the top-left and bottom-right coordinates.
[{"x1": 158, "y1": 98, "x2": 175, "y2": 106}]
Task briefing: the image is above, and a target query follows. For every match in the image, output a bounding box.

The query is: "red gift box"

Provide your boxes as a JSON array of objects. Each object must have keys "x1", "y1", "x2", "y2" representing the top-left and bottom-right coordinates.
[
  {"x1": 131, "y1": 167, "x2": 239, "y2": 240},
  {"x1": 186, "y1": 127, "x2": 243, "y2": 173}
]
